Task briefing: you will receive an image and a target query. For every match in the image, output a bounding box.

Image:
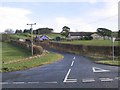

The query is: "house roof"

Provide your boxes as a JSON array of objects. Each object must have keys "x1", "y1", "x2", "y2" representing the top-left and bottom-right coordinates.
[{"x1": 69, "y1": 32, "x2": 93, "y2": 36}]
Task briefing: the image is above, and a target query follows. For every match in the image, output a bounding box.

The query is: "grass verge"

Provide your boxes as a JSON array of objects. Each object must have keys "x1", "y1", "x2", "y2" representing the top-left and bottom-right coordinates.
[
  {"x1": 95, "y1": 60, "x2": 120, "y2": 66},
  {"x1": 60, "y1": 40, "x2": 119, "y2": 46},
  {"x1": 1, "y1": 42, "x2": 63, "y2": 72}
]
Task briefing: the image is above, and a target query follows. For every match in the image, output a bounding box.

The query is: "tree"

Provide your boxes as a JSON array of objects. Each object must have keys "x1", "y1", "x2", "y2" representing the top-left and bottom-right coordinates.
[
  {"x1": 15, "y1": 29, "x2": 22, "y2": 34},
  {"x1": 4, "y1": 29, "x2": 14, "y2": 34},
  {"x1": 23, "y1": 29, "x2": 31, "y2": 34},
  {"x1": 61, "y1": 26, "x2": 70, "y2": 38},
  {"x1": 118, "y1": 30, "x2": 120, "y2": 38},
  {"x1": 97, "y1": 28, "x2": 112, "y2": 40}
]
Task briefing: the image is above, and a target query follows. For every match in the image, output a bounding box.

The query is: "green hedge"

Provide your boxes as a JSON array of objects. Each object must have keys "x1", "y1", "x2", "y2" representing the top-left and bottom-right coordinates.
[
  {"x1": 11, "y1": 40, "x2": 43, "y2": 55},
  {"x1": 37, "y1": 41, "x2": 120, "y2": 57}
]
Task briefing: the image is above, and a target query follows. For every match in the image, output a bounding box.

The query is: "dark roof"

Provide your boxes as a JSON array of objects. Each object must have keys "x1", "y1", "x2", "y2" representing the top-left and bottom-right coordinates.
[{"x1": 69, "y1": 32, "x2": 93, "y2": 36}]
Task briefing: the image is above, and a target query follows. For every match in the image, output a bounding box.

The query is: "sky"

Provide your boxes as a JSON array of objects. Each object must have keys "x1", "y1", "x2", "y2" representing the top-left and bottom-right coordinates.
[{"x1": 0, "y1": 0, "x2": 119, "y2": 33}]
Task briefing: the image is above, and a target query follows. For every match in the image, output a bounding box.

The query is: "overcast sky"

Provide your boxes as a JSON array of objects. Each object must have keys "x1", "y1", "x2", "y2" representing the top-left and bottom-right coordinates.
[{"x1": 0, "y1": 0, "x2": 118, "y2": 33}]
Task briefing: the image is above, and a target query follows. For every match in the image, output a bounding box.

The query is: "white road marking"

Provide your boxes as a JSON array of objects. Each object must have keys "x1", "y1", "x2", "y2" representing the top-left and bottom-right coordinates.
[
  {"x1": 27, "y1": 82, "x2": 39, "y2": 84},
  {"x1": 92, "y1": 67, "x2": 110, "y2": 73},
  {"x1": 44, "y1": 81, "x2": 57, "y2": 83},
  {"x1": 73, "y1": 57, "x2": 76, "y2": 59},
  {"x1": 82, "y1": 78, "x2": 95, "y2": 83},
  {"x1": 63, "y1": 69, "x2": 77, "y2": 83},
  {"x1": 0, "y1": 82, "x2": 9, "y2": 84},
  {"x1": 65, "y1": 80, "x2": 77, "y2": 83},
  {"x1": 100, "y1": 78, "x2": 113, "y2": 82},
  {"x1": 114, "y1": 77, "x2": 120, "y2": 80},
  {"x1": 63, "y1": 69, "x2": 71, "y2": 82},
  {"x1": 71, "y1": 61, "x2": 74, "y2": 67},
  {"x1": 13, "y1": 82, "x2": 25, "y2": 84}
]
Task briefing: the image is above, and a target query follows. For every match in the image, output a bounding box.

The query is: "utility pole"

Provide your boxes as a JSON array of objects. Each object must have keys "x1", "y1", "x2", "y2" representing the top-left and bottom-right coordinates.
[
  {"x1": 27, "y1": 23, "x2": 36, "y2": 56},
  {"x1": 112, "y1": 37, "x2": 116, "y2": 62}
]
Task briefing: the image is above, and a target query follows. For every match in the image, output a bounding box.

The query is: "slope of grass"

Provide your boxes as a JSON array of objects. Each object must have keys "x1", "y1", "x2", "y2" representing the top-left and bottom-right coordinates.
[
  {"x1": 1, "y1": 42, "x2": 63, "y2": 72},
  {"x1": 60, "y1": 40, "x2": 119, "y2": 46},
  {"x1": 2, "y1": 42, "x2": 31, "y2": 63}
]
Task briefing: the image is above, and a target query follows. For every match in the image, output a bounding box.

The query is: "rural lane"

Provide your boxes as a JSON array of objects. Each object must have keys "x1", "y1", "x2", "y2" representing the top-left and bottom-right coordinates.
[{"x1": 1, "y1": 50, "x2": 119, "y2": 88}]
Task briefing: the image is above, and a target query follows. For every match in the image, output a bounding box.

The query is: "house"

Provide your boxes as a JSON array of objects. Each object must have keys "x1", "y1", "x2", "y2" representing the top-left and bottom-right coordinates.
[
  {"x1": 35, "y1": 35, "x2": 49, "y2": 41},
  {"x1": 33, "y1": 28, "x2": 53, "y2": 34},
  {"x1": 68, "y1": 32, "x2": 93, "y2": 40},
  {"x1": 91, "y1": 33, "x2": 103, "y2": 40}
]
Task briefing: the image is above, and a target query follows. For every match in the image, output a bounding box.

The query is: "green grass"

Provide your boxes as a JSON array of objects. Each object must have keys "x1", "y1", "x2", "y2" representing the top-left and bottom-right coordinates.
[
  {"x1": 2, "y1": 52, "x2": 63, "y2": 72},
  {"x1": 10, "y1": 33, "x2": 31, "y2": 39},
  {"x1": 43, "y1": 33, "x2": 65, "y2": 39},
  {"x1": 60, "y1": 40, "x2": 119, "y2": 46},
  {"x1": 1, "y1": 42, "x2": 63, "y2": 72},
  {"x1": 95, "y1": 60, "x2": 120, "y2": 66},
  {"x1": 2, "y1": 42, "x2": 31, "y2": 63}
]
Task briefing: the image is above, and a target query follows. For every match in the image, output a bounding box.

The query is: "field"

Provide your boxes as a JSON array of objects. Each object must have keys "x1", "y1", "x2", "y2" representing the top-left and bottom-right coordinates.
[
  {"x1": 60, "y1": 40, "x2": 120, "y2": 46},
  {"x1": 1, "y1": 42, "x2": 63, "y2": 72}
]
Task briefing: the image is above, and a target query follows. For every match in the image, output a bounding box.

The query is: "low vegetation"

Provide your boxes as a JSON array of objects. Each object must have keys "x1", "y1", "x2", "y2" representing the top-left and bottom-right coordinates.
[
  {"x1": 1, "y1": 42, "x2": 63, "y2": 72},
  {"x1": 60, "y1": 40, "x2": 119, "y2": 46},
  {"x1": 95, "y1": 60, "x2": 120, "y2": 66}
]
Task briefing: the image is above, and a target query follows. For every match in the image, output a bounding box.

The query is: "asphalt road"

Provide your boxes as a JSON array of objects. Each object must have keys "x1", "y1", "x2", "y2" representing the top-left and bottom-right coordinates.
[{"x1": 1, "y1": 50, "x2": 119, "y2": 89}]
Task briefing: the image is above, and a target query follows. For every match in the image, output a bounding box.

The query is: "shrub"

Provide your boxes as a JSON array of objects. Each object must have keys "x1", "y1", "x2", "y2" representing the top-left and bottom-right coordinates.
[{"x1": 33, "y1": 45, "x2": 43, "y2": 55}]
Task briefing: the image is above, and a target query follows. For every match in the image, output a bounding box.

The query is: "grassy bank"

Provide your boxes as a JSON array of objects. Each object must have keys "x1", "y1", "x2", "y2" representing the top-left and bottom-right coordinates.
[
  {"x1": 1, "y1": 42, "x2": 63, "y2": 72},
  {"x1": 60, "y1": 40, "x2": 119, "y2": 46}
]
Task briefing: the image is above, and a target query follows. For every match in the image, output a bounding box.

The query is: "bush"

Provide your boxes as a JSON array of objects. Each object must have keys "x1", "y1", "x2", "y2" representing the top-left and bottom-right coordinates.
[
  {"x1": 33, "y1": 45, "x2": 43, "y2": 55},
  {"x1": 11, "y1": 40, "x2": 43, "y2": 55},
  {"x1": 56, "y1": 36, "x2": 61, "y2": 41}
]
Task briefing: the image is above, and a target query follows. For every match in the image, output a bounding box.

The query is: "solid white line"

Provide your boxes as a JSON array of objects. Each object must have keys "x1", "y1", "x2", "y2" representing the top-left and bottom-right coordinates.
[
  {"x1": 63, "y1": 69, "x2": 71, "y2": 82},
  {"x1": 44, "y1": 81, "x2": 57, "y2": 83},
  {"x1": 71, "y1": 61, "x2": 74, "y2": 67}
]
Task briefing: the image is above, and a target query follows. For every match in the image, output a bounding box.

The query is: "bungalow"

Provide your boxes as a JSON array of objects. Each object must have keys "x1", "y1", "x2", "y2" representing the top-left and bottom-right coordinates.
[{"x1": 68, "y1": 32, "x2": 93, "y2": 40}]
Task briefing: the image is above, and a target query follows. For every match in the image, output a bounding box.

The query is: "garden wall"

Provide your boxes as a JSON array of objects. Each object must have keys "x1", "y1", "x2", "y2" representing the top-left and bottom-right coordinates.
[{"x1": 37, "y1": 41, "x2": 120, "y2": 57}]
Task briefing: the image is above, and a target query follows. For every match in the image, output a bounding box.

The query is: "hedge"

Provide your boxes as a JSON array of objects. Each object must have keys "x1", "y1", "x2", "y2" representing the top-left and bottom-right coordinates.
[
  {"x1": 11, "y1": 40, "x2": 43, "y2": 55},
  {"x1": 36, "y1": 41, "x2": 120, "y2": 57}
]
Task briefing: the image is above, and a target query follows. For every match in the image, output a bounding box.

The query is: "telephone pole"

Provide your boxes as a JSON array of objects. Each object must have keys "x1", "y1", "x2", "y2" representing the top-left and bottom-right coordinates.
[{"x1": 27, "y1": 23, "x2": 36, "y2": 56}]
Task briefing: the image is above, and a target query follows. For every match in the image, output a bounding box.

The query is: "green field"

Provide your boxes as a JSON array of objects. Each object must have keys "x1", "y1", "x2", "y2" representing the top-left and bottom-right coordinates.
[
  {"x1": 44, "y1": 33, "x2": 64, "y2": 39},
  {"x1": 60, "y1": 40, "x2": 119, "y2": 46},
  {"x1": 1, "y1": 42, "x2": 63, "y2": 72},
  {"x1": 2, "y1": 42, "x2": 31, "y2": 63}
]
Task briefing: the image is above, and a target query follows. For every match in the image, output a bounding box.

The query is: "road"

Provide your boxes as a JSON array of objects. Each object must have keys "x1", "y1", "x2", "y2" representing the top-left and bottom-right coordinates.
[{"x1": 1, "y1": 50, "x2": 119, "y2": 89}]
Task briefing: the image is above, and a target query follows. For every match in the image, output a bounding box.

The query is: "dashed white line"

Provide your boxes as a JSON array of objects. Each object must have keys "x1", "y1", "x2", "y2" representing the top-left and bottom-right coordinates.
[
  {"x1": 44, "y1": 81, "x2": 57, "y2": 84},
  {"x1": 73, "y1": 57, "x2": 76, "y2": 59},
  {"x1": 27, "y1": 82, "x2": 39, "y2": 84},
  {"x1": 13, "y1": 82, "x2": 25, "y2": 84},
  {"x1": 82, "y1": 78, "x2": 95, "y2": 83},
  {"x1": 115, "y1": 77, "x2": 120, "y2": 80},
  {"x1": 63, "y1": 69, "x2": 71, "y2": 82},
  {"x1": 99, "y1": 78, "x2": 113, "y2": 82},
  {"x1": 71, "y1": 61, "x2": 74, "y2": 67},
  {"x1": 0, "y1": 82, "x2": 9, "y2": 84}
]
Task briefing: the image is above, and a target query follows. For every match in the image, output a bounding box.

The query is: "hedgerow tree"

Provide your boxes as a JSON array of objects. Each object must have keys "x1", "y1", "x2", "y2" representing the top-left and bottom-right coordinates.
[
  {"x1": 97, "y1": 28, "x2": 112, "y2": 40},
  {"x1": 118, "y1": 30, "x2": 120, "y2": 38},
  {"x1": 61, "y1": 26, "x2": 70, "y2": 38}
]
